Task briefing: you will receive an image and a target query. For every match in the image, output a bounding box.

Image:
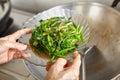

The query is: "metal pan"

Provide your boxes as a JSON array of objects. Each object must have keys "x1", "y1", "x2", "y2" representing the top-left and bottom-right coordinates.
[{"x1": 20, "y1": 2, "x2": 120, "y2": 80}]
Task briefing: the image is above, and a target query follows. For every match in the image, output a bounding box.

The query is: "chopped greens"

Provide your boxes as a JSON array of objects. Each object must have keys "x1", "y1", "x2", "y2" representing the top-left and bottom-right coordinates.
[{"x1": 29, "y1": 17, "x2": 84, "y2": 61}]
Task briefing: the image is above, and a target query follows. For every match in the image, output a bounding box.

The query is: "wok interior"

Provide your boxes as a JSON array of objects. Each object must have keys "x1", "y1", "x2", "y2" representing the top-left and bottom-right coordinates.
[
  {"x1": 22, "y1": 2, "x2": 120, "y2": 80},
  {"x1": 71, "y1": 2, "x2": 120, "y2": 80}
]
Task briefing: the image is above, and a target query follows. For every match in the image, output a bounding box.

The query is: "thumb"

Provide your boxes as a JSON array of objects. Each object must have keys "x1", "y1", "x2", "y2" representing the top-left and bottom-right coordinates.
[
  {"x1": 49, "y1": 58, "x2": 67, "y2": 72},
  {"x1": 72, "y1": 51, "x2": 81, "y2": 69},
  {"x1": 0, "y1": 40, "x2": 27, "y2": 52},
  {"x1": 9, "y1": 28, "x2": 32, "y2": 41}
]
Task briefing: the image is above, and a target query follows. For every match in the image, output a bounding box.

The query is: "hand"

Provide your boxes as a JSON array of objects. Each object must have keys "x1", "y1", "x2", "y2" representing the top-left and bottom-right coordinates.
[
  {"x1": 0, "y1": 29, "x2": 31, "y2": 64},
  {"x1": 46, "y1": 51, "x2": 81, "y2": 80}
]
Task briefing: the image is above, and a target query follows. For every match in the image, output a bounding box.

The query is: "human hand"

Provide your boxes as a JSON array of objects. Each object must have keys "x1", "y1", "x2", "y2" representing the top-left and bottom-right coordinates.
[
  {"x1": 46, "y1": 51, "x2": 81, "y2": 80},
  {"x1": 0, "y1": 29, "x2": 31, "y2": 64}
]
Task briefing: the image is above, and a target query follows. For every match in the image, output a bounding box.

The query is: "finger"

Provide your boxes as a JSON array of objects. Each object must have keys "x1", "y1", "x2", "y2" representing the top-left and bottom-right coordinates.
[
  {"x1": 13, "y1": 53, "x2": 20, "y2": 59},
  {"x1": 49, "y1": 58, "x2": 67, "y2": 73},
  {"x1": 13, "y1": 50, "x2": 31, "y2": 59},
  {"x1": 64, "y1": 61, "x2": 72, "y2": 67},
  {"x1": 72, "y1": 51, "x2": 81, "y2": 68},
  {"x1": 20, "y1": 51, "x2": 31, "y2": 58},
  {"x1": 46, "y1": 62, "x2": 54, "y2": 71},
  {"x1": 1, "y1": 40, "x2": 27, "y2": 51},
  {"x1": 77, "y1": 77, "x2": 79, "y2": 80},
  {"x1": 13, "y1": 50, "x2": 22, "y2": 59},
  {"x1": 9, "y1": 28, "x2": 32, "y2": 41},
  {"x1": 0, "y1": 51, "x2": 8, "y2": 64},
  {"x1": 8, "y1": 48, "x2": 17, "y2": 61}
]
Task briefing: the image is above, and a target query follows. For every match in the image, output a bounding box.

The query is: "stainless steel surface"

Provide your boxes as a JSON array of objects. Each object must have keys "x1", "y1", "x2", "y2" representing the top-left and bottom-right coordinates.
[
  {"x1": 75, "y1": 2, "x2": 120, "y2": 80},
  {"x1": 20, "y1": 2, "x2": 120, "y2": 80},
  {"x1": 0, "y1": 71, "x2": 18, "y2": 80},
  {"x1": 80, "y1": 47, "x2": 93, "y2": 80},
  {"x1": 81, "y1": 56, "x2": 86, "y2": 80},
  {"x1": 24, "y1": 58, "x2": 46, "y2": 67},
  {"x1": 69, "y1": 15, "x2": 91, "y2": 80},
  {"x1": 74, "y1": 16, "x2": 91, "y2": 80}
]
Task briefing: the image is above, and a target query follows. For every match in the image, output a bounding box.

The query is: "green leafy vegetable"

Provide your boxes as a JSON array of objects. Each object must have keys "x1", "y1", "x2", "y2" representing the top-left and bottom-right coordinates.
[{"x1": 29, "y1": 17, "x2": 84, "y2": 61}]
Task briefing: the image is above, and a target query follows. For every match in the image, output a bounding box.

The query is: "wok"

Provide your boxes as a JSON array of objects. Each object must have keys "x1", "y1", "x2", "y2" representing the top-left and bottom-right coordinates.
[{"x1": 21, "y1": 2, "x2": 120, "y2": 80}]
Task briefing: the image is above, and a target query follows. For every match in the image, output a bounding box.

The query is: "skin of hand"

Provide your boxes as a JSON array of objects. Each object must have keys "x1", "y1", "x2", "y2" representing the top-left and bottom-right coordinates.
[
  {"x1": 46, "y1": 51, "x2": 81, "y2": 80},
  {"x1": 0, "y1": 29, "x2": 31, "y2": 64}
]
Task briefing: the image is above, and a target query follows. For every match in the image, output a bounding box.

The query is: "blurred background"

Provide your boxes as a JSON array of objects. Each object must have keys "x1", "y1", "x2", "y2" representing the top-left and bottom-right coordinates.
[
  {"x1": 0, "y1": 0, "x2": 120, "y2": 80},
  {"x1": 0, "y1": 0, "x2": 120, "y2": 37},
  {"x1": 11, "y1": 0, "x2": 120, "y2": 13}
]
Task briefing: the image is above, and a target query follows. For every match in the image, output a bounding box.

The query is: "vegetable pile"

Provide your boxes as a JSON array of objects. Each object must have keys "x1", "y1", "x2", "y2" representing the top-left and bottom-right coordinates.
[{"x1": 29, "y1": 17, "x2": 84, "y2": 61}]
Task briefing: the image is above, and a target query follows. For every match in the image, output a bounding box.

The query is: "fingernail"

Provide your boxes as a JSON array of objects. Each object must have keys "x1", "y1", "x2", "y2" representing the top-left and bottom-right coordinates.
[
  {"x1": 20, "y1": 44, "x2": 27, "y2": 50},
  {"x1": 73, "y1": 51, "x2": 79, "y2": 57}
]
